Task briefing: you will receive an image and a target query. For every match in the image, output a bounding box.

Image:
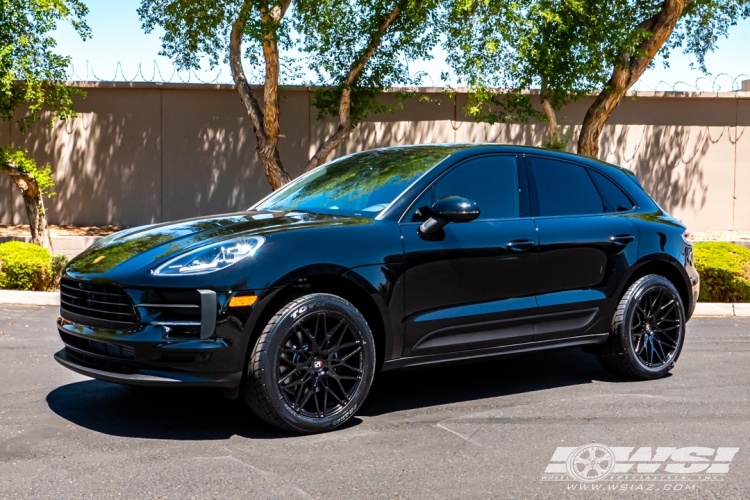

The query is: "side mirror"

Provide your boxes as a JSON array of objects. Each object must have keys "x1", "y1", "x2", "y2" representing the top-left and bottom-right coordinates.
[{"x1": 419, "y1": 196, "x2": 480, "y2": 235}]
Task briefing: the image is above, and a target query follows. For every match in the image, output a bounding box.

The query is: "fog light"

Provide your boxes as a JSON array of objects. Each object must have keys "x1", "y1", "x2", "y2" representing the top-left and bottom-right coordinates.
[{"x1": 229, "y1": 294, "x2": 258, "y2": 308}]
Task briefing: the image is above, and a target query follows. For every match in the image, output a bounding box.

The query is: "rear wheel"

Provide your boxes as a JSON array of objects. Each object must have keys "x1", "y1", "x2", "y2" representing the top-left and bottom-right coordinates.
[
  {"x1": 244, "y1": 293, "x2": 376, "y2": 433},
  {"x1": 597, "y1": 275, "x2": 686, "y2": 379}
]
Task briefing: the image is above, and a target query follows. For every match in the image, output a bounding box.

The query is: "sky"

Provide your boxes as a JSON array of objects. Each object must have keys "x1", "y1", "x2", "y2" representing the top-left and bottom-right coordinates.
[{"x1": 53, "y1": 0, "x2": 750, "y2": 92}]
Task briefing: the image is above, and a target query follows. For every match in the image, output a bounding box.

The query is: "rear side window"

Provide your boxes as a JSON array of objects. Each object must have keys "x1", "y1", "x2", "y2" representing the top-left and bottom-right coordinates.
[
  {"x1": 589, "y1": 170, "x2": 635, "y2": 212},
  {"x1": 529, "y1": 157, "x2": 604, "y2": 216}
]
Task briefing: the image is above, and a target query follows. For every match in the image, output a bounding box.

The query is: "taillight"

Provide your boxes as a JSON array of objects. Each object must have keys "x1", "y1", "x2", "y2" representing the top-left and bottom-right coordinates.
[{"x1": 682, "y1": 230, "x2": 691, "y2": 244}]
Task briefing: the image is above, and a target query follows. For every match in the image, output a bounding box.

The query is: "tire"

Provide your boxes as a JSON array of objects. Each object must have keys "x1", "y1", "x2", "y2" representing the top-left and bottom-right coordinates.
[
  {"x1": 244, "y1": 293, "x2": 376, "y2": 433},
  {"x1": 597, "y1": 274, "x2": 686, "y2": 380}
]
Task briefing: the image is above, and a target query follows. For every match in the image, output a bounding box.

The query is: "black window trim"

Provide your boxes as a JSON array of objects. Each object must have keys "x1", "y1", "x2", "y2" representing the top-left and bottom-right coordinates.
[
  {"x1": 524, "y1": 154, "x2": 639, "y2": 219},
  {"x1": 398, "y1": 153, "x2": 529, "y2": 224}
]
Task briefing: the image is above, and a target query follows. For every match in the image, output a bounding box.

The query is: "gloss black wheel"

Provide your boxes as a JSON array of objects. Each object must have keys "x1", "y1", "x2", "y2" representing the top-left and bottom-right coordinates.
[
  {"x1": 277, "y1": 310, "x2": 365, "y2": 418},
  {"x1": 629, "y1": 285, "x2": 683, "y2": 369},
  {"x1": 244, "y1": 293, "x2": 376, "y2": 433},
  {"x1": 597, "y1": 274, "x2": 686, "y2": 380}
]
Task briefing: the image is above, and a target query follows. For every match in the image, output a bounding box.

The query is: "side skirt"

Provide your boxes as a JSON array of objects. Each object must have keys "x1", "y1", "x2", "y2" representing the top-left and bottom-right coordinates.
[{"x1": 381, "y1": 332, "x2": 609, "y2": 371}]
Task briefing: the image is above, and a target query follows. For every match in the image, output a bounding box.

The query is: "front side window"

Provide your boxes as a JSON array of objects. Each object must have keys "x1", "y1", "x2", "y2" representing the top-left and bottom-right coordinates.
[
  {"x1": 255, "y1": 146, "x2": 463, "y2": 218},
  {"x1": 529, "y1": 157, "x2": 604, "y2": 217},
  {"x1": 407, "y1": 155, "x2": 520, "y2": 222}
]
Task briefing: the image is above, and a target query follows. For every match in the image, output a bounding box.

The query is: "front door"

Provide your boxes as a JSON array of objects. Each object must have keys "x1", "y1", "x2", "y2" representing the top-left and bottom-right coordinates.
[{"x1": 400, "y1": 154, "x2": 538, "y2": 356}]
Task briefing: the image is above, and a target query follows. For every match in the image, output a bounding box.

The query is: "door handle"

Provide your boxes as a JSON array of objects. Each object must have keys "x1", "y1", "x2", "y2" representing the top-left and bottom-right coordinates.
[
  {"x1": 610, "y1": 234, "x2": 635, "y2": 246},
  {"x1": 506, "y1": 239, "x2": 535, "y2": 252}
]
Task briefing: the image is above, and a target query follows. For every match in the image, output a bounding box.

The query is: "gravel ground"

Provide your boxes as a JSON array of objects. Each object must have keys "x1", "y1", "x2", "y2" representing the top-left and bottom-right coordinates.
[{"x1": 1, "y1": 306, "x2": 749, "y2": 499}]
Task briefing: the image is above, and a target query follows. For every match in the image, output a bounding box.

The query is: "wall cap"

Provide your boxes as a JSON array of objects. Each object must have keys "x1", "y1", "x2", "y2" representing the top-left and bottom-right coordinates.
[{"x1": 59, "y1": 80, "x2": 750, "y2": 99}]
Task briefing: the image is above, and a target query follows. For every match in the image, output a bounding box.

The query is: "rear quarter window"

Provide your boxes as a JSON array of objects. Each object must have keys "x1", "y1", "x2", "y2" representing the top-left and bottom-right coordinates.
[{"x1": 589, "y1": 169, "x2": 635, "y2": 212}]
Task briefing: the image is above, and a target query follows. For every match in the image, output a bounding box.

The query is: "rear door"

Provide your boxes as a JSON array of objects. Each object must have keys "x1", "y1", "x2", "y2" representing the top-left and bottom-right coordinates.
[
  {"x1": 400, "y1": 154, "x2": 538, "y2": 357},
  {"x1": 526, "y1": 155, "x2": 640, "y2": 342}
]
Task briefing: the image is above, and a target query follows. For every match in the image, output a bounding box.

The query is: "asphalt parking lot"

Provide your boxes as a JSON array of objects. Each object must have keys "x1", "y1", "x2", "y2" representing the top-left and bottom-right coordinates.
[{"x1": 1, "y1": 305, "x2": 749, "y2": 499}]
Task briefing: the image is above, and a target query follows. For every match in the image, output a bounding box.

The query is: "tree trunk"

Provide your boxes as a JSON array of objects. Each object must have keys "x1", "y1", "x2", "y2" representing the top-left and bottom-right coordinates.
[
  {"x1": 304, "y1": 3, "x2": 403, "y2": 172},
  {"x1": 540, "y1": 96, "x2": 558, "y2": 147},
  {"x1": 577, "y1": 0, "x2": 690, "y2": 158},
  {"x1": 2, "y1": 169, "x2": 52, "y2": 249},
  {"x1": 229, "y1": 1, "x2": 291, "y2": 190},
  {"x1": 539, "y1": 76, "x2": 559, "y2": 148}
]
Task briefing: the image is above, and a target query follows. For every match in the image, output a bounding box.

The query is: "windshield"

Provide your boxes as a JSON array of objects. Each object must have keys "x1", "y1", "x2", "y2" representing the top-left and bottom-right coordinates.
[{"x1": 254, "y1": 146, "x2": 462, "y2": 217}]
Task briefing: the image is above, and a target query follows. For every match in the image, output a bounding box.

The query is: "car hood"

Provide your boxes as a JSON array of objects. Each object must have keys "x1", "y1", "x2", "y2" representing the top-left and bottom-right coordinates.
[{"x1": 65, "y1": 211, "x2": 373, "y2": 277}]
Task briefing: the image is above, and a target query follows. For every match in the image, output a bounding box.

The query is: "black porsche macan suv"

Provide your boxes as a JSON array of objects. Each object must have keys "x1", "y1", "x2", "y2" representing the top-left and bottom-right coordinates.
[{"x1": 56, "y1": 144, "x2": 699, "y2": 433}]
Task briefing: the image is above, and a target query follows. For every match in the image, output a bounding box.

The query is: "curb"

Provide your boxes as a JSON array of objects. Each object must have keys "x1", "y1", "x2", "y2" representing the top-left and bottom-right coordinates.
[
  {"x1": 0, "y1": 290, "x2": 60, "y2": 306},
  {"x1": 693, "y1": 303, "x2": 749, "y2": 318}
]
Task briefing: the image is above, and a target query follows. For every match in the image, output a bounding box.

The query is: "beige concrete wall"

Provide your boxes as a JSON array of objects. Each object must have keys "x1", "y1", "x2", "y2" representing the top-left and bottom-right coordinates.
[{"x1": 2, "y1": 82, "x2": 748, "y2": 231}]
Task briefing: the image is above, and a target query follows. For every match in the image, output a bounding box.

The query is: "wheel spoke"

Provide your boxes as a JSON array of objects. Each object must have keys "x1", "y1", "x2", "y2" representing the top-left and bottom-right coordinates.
[
  {"x1": 633, "y1": 334, "x2": 645, "y2": 355},
  {"x1": 299, "y1": 383, "x2": 315, "y2": 410},
  {"x1": 282, "y1": 372, "x2": 310, "y2": 391},
  {"x1": 656, "y1": 323, "x2": 681, "y2": 331},
  {"x1": 335, "y1": 341, "x2": 360, "y2": 351},
  {"x1": 657, "y1": 299, "x2": 676, "y2": 316},
  {"x1": 653, "y1": 338, "x2": 666, "y2": 363},
  {"x1": 635, "y1": 302, "x2": 648, "y2": 318},
  {"x1": 337, "y1": 346, "x2": 362, "y2": 362},
  {"x1": 278, "y1": 369, "x2": 299, "y2": 385},
  {"x1": 324, "y1": 380, "x2": 345, "y2": 405},
  {"x1": 329, "y1": 325, "x2": 349, "y2": 351},
  {"x1": 653, "y1": 335, "x2": 676, "y2": 350},
  {"x1": 293, "y1": 375, "x2": 311, "y2": 405},
  {"x1": 299, "y1": 325, "x2": 318, "y2": 351},
  {"x1": 321, "y1": 378, "x2": 329, "y2": 416},
  {"x1": 325, "y1": 318, "x2": 346, "y2": 343},
  {"x1": 651, "y1": 289, "x2": 665, "y2": 316},
  {"x1": 312, "y1": 378, "x2": 322, "y2": 417}
]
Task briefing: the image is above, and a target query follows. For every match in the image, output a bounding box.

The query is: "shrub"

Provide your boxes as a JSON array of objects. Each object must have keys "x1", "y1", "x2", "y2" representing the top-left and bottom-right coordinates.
[
  {"x1": 0, "y1": 241, "x2": 52, "y2": 291},
  {"x1": 694, "y1": 242, "x2": 750, "y2": 302},
  {"x1": 48, "y1": 253, "x2": 69, "y2": 289}
]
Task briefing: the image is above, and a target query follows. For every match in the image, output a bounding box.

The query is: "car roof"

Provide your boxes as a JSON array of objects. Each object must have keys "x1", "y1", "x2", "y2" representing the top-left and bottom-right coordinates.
[{"x1": 362, "y1": 143, "x2": 632, "y2": 174}]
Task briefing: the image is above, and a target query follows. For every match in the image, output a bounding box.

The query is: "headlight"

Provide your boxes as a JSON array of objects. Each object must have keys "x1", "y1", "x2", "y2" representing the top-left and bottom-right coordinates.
[{"x1": 154, "y1": 236, "x2": 265, "y2": 275}]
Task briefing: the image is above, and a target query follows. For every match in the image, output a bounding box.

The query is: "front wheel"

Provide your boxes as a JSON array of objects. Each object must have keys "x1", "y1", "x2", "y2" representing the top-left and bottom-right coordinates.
[
  {"x1": 597, "y1": 274, "x2": 686, "y2": 379},
  {"x1": 244, "y1": 293, "x2": 376, "y2": 433}
]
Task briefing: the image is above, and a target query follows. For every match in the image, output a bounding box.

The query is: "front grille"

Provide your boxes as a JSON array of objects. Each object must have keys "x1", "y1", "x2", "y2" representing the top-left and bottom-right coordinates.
[
  {"x1": 65, "y1": 348, "x2": 138, "y2": 374},
  {"x1": 59, "y1": 331, "x2": 135, "y2": 359},
  {"x1": 60, "y1": 278, "x2": 137, "y2": 329}
]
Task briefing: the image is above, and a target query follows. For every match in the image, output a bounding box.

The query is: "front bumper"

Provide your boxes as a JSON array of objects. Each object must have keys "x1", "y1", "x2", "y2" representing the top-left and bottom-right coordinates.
[
  {"x1": 54, "y1": 348, "x2": 242, "y2": 387},
  {"x1": 56, "y1": 316, "x2": 247, "y2": 388}
]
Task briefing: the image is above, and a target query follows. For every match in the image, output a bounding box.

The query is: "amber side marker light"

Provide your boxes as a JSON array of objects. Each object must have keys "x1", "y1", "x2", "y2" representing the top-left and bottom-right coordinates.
[{"x1": 229, "y1": 294, "x2": 258, "y2": 308}]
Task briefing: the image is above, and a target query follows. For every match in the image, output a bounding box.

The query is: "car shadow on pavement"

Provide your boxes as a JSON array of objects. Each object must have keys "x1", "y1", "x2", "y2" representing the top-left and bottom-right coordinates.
[
  {"x1": 46, "y1": 348, "x2": 625, "y2": 440},
  {"x1": 360, "y1": 348, "x2": 626, "y2": 416},
  {"x1": 46, "y1": 381, "x2": 294, "y2": 440}
]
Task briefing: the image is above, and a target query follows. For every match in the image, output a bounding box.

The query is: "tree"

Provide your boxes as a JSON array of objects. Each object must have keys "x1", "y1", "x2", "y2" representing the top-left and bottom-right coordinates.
[
  {"x1": 140, "y1": 0, "x2": 297, "y2": 190},
  {"x1": 139, "y1": 0, "x2": 440, "y2": 189},
  {"x1": 446, "y1": 0, "x2": 750, "y2": 158},
  {"x1": 295, "y1": 0, "x2": 440, "y2": 172},
  {"x1": 445, "y1": 0, "x2": 628, "y2": 149},
  {"x1": 578, "y1": 0, "x2": 750, "y2": 157},
  {"x1": 0, "y1": 0, "x2": 89, "y2": 248}
]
